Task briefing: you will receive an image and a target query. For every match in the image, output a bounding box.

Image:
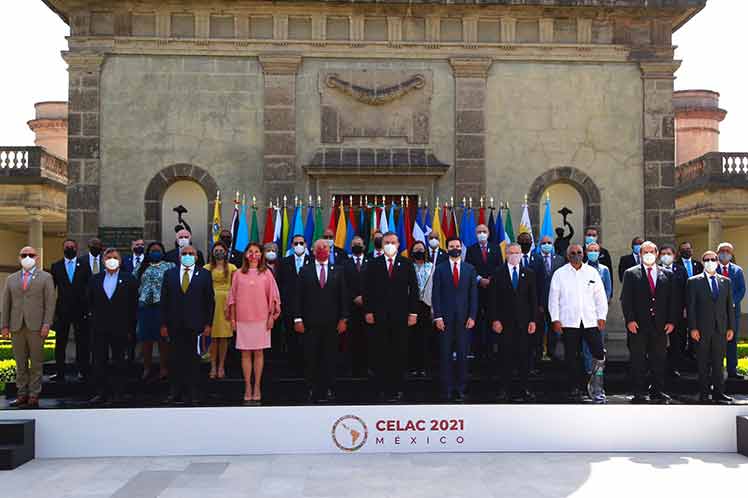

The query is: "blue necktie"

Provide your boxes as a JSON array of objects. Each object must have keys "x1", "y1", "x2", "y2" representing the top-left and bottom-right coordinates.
[
  {"x1": 686, "y1": 260, "x2": 693, "y2": 278},
  {"x1": 523, "y1": 255, "x2": 529, "y2": 268},
  {"x1": 512, "y1": 266, "x2": 519, "y2": 290},
  {"x1": 66, "y1": 260, "x2": 74, "y2": 283},
  {"x1": 329, "y1": 248, "x2": 335, "y2": 264},
  {"x1": 296, "y1": 257, "x2": 302, "y2": 274},
  {"x1": 710, "y1": 276, "x2": 719, "y2": 301}
]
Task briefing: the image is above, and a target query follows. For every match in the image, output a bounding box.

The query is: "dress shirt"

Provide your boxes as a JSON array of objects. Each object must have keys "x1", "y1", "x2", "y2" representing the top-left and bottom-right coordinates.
[
  {"x1": 65, "y1": 257, "x2": 77, "y2": 282},
  {"x1": 682, "y1": 258, "x2": 694, "y2": 277},
  {"x1": 449, "y1": 258, "x2": 461, "y2": 280},
  {"x1": 643, "y1": 264, "x2": 658, "y2": 288},
  {"x1": 507, "y1": 263, "x2": 520, "y2": 281},
  {"x1": 132, "y1": 255, "x2": 143, "y2": 272},
  {"x1": 548, "y1": 263, "x2": 608, "y2": 328},
  {"x1": 181, "y1": 265, "x2": 195, "y2": 284},
  {"x1": 352, "y1": 255, "x2": 364, "y2": 269},
  {"x1": 103, "y1": 270, "x2": 119, "y2": 299},
  {"x1": 294, "y1": 255, "x2": 305, "y2": 273},
  {"x1": 315, "y1": 260, "x2": 329, "y2": 280},
  {"x1": 89, "y1": 253, "x2": 101, "y2": 273}
]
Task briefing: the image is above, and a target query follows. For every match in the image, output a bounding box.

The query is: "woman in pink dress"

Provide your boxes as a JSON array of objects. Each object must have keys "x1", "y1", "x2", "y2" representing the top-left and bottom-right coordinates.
[{"x1": 227, "y1": 243, "x2": 281, "y2": 403}]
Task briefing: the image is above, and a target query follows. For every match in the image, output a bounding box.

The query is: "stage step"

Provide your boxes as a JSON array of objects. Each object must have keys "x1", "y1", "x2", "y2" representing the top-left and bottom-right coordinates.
[{"x1": 0, "y1": 420, "x2": 35, "y2": 470}]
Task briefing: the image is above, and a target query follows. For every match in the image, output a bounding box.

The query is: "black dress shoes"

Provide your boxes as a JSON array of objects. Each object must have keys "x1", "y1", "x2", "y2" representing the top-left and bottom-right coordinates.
[
  {"x1": 631, "y1": 394, "x2": 650, "y2": 404},
  {"x1": 495, "y1": 390, "x2": 509, "y2": 402},
  {"x1": 713, "y1": 393, "x2": 733, "y2": 404},
  {"x1": 650, "y1": 392, "x2": 671, "y2": 404},
  {"x1": 454, "y1": 392, "x2": 466, "y2": 403},
  {"x1": 49, "y1": 373, "x2": 65, "y2": 383},
  {"x1": 515, "y1": 390, "x2": 536, "y2": 403},
  {"x1": 325, "y1": 389, "x2": 337, "y2": 403},
  {"x1": 669, "y1": 369, "x2": 681, "y2": 379},
  {"x1": 698, "y1": 393, "x2": 711, "y2": 403},
  {"x1": 88, "y1": 395, "x2": 107, "y2": 406},
  {"x1": 389, "y1": 391, "x2": 404, "y2": 403}
]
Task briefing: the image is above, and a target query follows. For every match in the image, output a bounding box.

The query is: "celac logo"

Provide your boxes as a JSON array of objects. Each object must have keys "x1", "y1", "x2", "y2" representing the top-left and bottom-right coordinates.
[{"x1": 331, "y1": 415, "x2": 368, "y2": 452}]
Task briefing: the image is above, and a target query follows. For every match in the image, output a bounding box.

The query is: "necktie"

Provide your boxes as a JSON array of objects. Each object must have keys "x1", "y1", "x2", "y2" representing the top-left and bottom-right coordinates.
[
  {"x1": 388, "y1": 258, "x2": 394, "y2": 278},
  {"x1": 647, "y1": 267, "x2": 655, "y2": 295},
  {"x1": 296, "y1": 257, "x2": 302, "y2": 274},
  {"x1": 545, "y1": 255, "x2": 551, "y2": 273},
  {"x1": 481, "y1": 245, "x2": 487, "y2": 264},
  {"x1": 66, "y1": 260, "x2": 74, "y2": 283},
  {"x1": 22, "y1": 272, "x2": 30, "y2": 290},
  {"x1": 329, "y1": 248, "x2": 335, "y2": 264},
  {"x1": 710, "y1": 275, "x2": 719, "y2": 301},
  {"x1": 635, "y1": 255, "x2": 639, "y2": 265},
  {"x1": 181, "y1": 269, "x2": 190, "y2": 293},
  {"x1": 319, "y1": 264, "x2": 326, "y2": 288},
  {"x1": 356, "y1": 257, "x2": 361, "y2": 272},
  {"x1": 686, "y1": 260, "x2": 693, "y2": 278},
  {"x1": 512, "y1": 266, "x2": 519, "y2": 290},
  {"x1": 723, "y1": 265, "x2": 730, "y2": 277},
  {"x1": 453, "y1": 262, "x2": 459, "y2": 288},
  {"x1": 523, "y1": 255, "x2": 529, "y2": 268},
  {"x1": 134, "y1": 256, "x2": 141, "y2": 272},
  {"x1": 431, "y1": 249, "x2": 436, "y2": 263},
  {"x1": 93, "y1": 257, "x2": 100, "y2": 274}
]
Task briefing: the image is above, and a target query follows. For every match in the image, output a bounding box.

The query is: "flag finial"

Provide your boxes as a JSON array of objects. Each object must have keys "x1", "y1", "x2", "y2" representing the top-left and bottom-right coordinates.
[
  {"x1": 216, "y1": 190, "x2": 221, "y2": 201},
  {"x1": 252, "y1": 195, "x2": 256, "y2": 207},
  {"x1": 283, "y1": 195, "x2": 287, "y2": 207},
  {"x1": 490, "y1": 197, "x2": 495, "y2": 209}
]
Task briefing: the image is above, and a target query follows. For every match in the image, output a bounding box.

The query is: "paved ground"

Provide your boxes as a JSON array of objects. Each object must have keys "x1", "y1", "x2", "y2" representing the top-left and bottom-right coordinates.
[{"x1": 3, "y1": 452, "x2": 747, "y2": 498}]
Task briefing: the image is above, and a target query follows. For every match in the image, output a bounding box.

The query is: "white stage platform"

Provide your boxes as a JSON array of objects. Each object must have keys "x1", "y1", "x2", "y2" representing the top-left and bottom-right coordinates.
[{"x1": 3, "y1": 404, "x2": 748, "y2": 458}]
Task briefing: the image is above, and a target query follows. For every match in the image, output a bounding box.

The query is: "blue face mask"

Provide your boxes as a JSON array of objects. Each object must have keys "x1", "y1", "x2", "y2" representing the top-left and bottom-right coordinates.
[
  {"x1": 633, "y1": 244, "x2": 641, "y2": 255},
  {"x1": 584, "y1": 235, "x2": 597, "y2": 246},
  {"x1": 587, "y1": 251, "x2": 600, "y2": 263},
  {"x1": 540, "y1": 243, "x2": 554, "y2": 254},
  {"x1": 181, "y1": 254, "x2": 196, "y2": 267},
  {"x1": 149, "y1": 251, "x2": 162, "y2": 262}
]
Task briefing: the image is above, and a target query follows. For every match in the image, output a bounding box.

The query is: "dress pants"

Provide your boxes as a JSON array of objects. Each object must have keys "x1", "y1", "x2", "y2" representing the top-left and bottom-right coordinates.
[
  {"x1": 627, "y1": 319, "x2": 667, "y2": 395},
  {"x1": 471, "y1": 293, "x2": 493, "y2": 376},
  {"x1": 11, "y1": 326, "x2": 43, "y2": 398},
  {"x1": 304, "y1": 322, "x2": 338, "y2": 396},
  {"x1": 668, "y1": 316, "x2": 689, "y2": 370},
  {"x1": 348, "y1": 307, "x2": 369, "y2": 377},
  {"x1": 169, "y1": 328, "x2": 201, "y2": 399},
  {"x1": 696, "y1": 328, "x2": 727, "y2": 396},
  {"x1": 726, "y1": 310, "x2": 741, "y2": 375},
  {"x1": 562, "y1": 324, "x2": 604, "y2": 392},
  {"x1": 499, "y1": 325, "x2": 530, "y2": 395},
  {"x1": 54, "y1": 316, "x2": 90, "y2": 377},
  {"x1": 438, "y1": 315, "x2": 469, "y2": 396},
  {"x1": 93, "y1": 332, "x2": 129, "y2": 397},
  {"x1": 373, "y1": 317, "x2": 409, "y2": 395},
  {"x1": 409, "y1": 301, "x2": 433, "y2": 374},
  {"x1": 285, "y1": 318, "x2": 305, "y2": 378}
]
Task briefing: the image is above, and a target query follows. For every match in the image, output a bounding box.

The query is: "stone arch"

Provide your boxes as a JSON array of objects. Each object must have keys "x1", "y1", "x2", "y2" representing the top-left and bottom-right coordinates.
[
  {"x1": 526, "y1": 166, "x2": 602, "y2": 238},
  {"x1": 143, "y1": 164, "x2": 219, "y2": 244}
]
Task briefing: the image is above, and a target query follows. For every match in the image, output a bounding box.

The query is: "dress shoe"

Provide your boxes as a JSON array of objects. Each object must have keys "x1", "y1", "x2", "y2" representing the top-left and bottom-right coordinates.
[
  {"x1": 9, "y1": 396, "x2": 28, "y2": 408},
  {"x1": 164, "y1": 394, "x2": 180, "y2": 405},
  {"x1": 325, "y1": 389, "x2": 337, "y2": 403},
  {"x1": 698, "y1": 393, "x2": 711, "y2": 403},
  {"x1": 26, "y1": 397, "x2": 39, "y2": 408},
  {"x1": 389, "y1": 391, "x2": 404, "y2": 403},
  {"x1": 306, "y1": 388, "x2": 315, "y2": 403},
  {"x1": 712, "y1": 393, "x2": 733, "y2": 404},
  {"x1": 515, "y1": 390, "x2": 536, "y2": 402},
  {"x1": 631, "y1": 394, "x2": 650, "y2": 404},
  {"x1": 495, "y1": 390, "x2": 509, "y2": 402},
  {"x1": 727, "y1": 372, "x2": 745, "y2": 380},
  {"x1": 650, "y1": 392, "x2": 671, "y2": 403},
  {"x1": 49, "y1": 373, "x2": 65, "y2": 383},
  {"x1": 454, "y1": 392, "x2": 466, "y2": 403},
  {"x1": 669, "y1": 369, "x2": 681, "y2": 378},
  {"x1": 77, "y1": 372, "x2": 87, "y2": 382},
  {"x1": 88, "y1": 395, "x2": 107, "y2": 406}
]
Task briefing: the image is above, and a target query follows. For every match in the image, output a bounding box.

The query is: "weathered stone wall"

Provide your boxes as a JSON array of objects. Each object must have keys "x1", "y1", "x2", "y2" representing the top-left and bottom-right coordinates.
[{"x1": 99, "y1": 55, "x2": 263, "y2": 229}]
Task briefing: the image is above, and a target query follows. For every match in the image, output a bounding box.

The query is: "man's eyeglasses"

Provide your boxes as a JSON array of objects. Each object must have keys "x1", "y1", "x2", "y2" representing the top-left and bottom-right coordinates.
[
  {"x1": 703, "y1": 257, "x2": 718, "y2": 262},
  {"x1": 20, "y1": 253, "x2": 36, "y2": 258},
  {"x1": 293, "y1": 242, "x2": 305, "y2": 246},
  {"x1": 569, "y1": 251, "x2": 583, "y2": 255}
]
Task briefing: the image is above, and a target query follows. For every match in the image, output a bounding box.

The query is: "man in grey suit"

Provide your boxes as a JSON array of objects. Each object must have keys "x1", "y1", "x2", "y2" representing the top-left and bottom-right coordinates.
[
  {"x1": 687, "y1": 250, "x2": 736, "y2": 404},
  {"x1": 1, "y1": 246, "x2": 56, "y2": 408}
]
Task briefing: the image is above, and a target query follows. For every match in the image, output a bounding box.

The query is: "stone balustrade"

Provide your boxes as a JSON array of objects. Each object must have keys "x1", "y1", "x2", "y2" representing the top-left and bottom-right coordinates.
[
  {"x1": 0, "y1": 146, "x2": 68, "y2": 184},
  {"x1": 675, "y1": 152, "x2": 748, "y2": 195}
]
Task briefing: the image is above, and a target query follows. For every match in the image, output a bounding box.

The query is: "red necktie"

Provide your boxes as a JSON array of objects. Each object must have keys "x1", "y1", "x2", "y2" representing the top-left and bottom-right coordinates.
[
  {"x1": 453, "y1": 262, "x2": 459, "y2": 288},
  {"x1": 22, "y1": 272, "x2": 30, "y2": 290},
  {"x1": 388, "y1": 258, "x2": 394, "y2": 278},
  {"x1": 723, "y1": 265, "x2": 730, "y2": 277},
  {"x1": 481, "y1": 245, "x2": 487, "y2": 264},
  {"x1": 319, "y1": 263, "x2": 326, "y2": 288},
  {"x1": 647, "y1": 267, "x2": 655, "y2": 295}
]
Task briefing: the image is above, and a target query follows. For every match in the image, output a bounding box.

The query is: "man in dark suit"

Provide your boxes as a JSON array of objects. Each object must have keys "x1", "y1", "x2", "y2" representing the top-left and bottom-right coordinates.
[
  {"x1": 49, "y1": 239, "x2": 89, "y2": 382},
  {"x1": 278, "y1": 234, "x2": 311, "y2": 377},
  {"x1": 621, "y1": 241, "x2": 678, "y2": 403},
  {"x1": 676, "y1": 240, "x2": 703, "y2": 361},
  {"x1": 687, "y1": 250, "x2": 736, "y2": 403},
  {"x1": 717, "y1": 242, "x2": 746, "y2": 380},
  {"x1": 87, "y1": 249, "x2": 139, "y2": 405},
  {"x1": 431, "y1": 236, "x2": 478, "y2": 401},
  {"x1": 465, "y1": 223, "x2": 503, "y2": 374},
  {"x1": 363, "y1": 231, "x2": 419, "y2": 401},
  {"x1": 165, "y1": 228, "x2": 206, "y2": 268},
  {"x1": 490, "y1": 243, "x2": 538, "y2": 402},
  {"x1": 533, "y1": 235, "x2": 566, "y2": 361},
  {"x1": 322, "y1": 227, "x2": 348, "y2": 265},
  {"x1": 659, "y1": 244, "x2": 688, "y2": 377},
  {"x1": 427, "y1": 232, "x2": 448, "y2": 266},
  {"x1": 618, "y1": 236, "x2": 644, "y2": 283},
  {"x1": 344, "y1": 236, "x2": 371, "y2": 377},
  {"x1": 294, "y1": 239, "x2": 349, "y2": 402},
  {"x1": 583, "y1": 227, "x2": 613, "y2": 273},
  {"x1": 121, "y1": 239, "x2": 146, "y2": 276},
  {"x1": 160, "y1": 245, "x2": 215, "y2": 404}
]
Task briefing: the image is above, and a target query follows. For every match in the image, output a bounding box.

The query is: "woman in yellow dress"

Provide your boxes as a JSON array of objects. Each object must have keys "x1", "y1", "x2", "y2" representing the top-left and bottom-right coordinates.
[{"x1": 203, "y1": 241, "x2": 237, "y2": 379}]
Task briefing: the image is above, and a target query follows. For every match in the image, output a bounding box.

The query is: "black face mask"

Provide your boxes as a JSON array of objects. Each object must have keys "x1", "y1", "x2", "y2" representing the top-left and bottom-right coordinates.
[
  {"x1": 448, "y1": 249, "x2": 462, "y2": 258},
  {"x1": 374, "y1": 238, "x2": 383, "y2": 250},
  {"x1": 680, "y1": 250, "x2": 692, "y2": 259},
  {"x1": 133, "y1": 246, "x2": 145, "y2": 255},
  {"x1": 412, "y1": 251, "x2": 426, "y2": 261},
  {"x1": 64, "y1": 247, "x2": 77, "y2": 259},
  {"x1": 519, "y1": 242, "x2": 532, "y2": 254},
  {"x1": 89, "y1": 247, "x2": 101, "y2": 257},
  {"x1": 213, "y1": 252, "x2": 226, "y2": 261},
  {"x1": 351, "y1": 245, "x2": 364, "y2": 255}
]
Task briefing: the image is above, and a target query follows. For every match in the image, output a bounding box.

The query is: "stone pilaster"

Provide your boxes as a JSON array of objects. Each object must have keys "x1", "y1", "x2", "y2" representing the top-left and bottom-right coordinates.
[
  {"x1": 450, "y1": 57, "x2": 492, "y2": 200},
  {"x1": 62, "y1": 51, "x2": 105, "y2": 247},
  {"x1": 640, "y1": 61, "x2": 680, "y2": 246},
  {"x1": 260, "y1": 55, "x2": 302, "y2": 204}
]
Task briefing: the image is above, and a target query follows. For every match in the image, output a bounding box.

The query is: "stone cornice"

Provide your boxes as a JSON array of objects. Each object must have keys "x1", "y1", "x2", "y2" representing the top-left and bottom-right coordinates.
[
  {"x1": 61, "y1": 51, "x2": 105, "y2": 72},
  {"x1": 259, "y1": 54, "x2": 302, "y2": 75},
  {"x1": 639, "y1": 61, "x2": 681, "y2": 80},
  {"x1": 449, "y1": 57, "x2": 493, "y2": 79}
]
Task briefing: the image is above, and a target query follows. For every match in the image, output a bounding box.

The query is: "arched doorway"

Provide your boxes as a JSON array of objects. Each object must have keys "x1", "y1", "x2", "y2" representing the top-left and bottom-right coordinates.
[{"x1": 161, "y1": 180, "x2": 209, "y2": 256}]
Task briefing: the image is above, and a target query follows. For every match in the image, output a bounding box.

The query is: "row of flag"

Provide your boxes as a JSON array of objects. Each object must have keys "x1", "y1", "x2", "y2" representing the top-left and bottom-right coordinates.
[{"x1": 212, "y1": 194, "x2": 557, "y2": 259}]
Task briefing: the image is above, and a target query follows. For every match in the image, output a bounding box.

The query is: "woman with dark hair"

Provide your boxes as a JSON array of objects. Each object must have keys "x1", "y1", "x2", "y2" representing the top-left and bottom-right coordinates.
[
  {"x1": 203, "y1": 241, "x2": 237, "y2": 379},
  {"x1": 409, "y1": 240, "x2": 435, "y2": 377},
  {"x1": 227, "y1": 242, "x2": 281, "y2": 403},
  {"x1": 136, "y1": 241, "x2": 175, "y2": 381}
]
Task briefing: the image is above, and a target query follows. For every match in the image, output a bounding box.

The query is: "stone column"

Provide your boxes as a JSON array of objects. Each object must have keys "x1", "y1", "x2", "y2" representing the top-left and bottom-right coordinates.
[
  {"x1": 259, "y1": 55, "x2": 302, "y2": 205},
  {"x1": 640, "y1": 61, "x2": 680, "y2": 247},
  {"x1": 708, "y1": 217, "x2": 723, "y2": 251},
  {"x1": 449, "y1": 58, "x2": 492, "y2": 200},
  {"x1": 62, "y1": 52, "x2": 105, "y2": 247},
  {"x1": 28, "y1": 209, "x2": 44, "y2": 267}
]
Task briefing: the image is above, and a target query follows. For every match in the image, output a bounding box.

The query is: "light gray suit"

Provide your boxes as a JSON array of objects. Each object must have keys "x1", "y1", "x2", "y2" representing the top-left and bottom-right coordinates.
[{"x1": 1, "y1": 268, "x2": 56, "y2": 398}]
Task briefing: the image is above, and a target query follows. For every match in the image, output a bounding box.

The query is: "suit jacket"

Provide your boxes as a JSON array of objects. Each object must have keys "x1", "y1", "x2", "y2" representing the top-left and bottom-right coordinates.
[
  {"x1": 1, "y1": 269, "x2": 55, "y2": 332},
  {"x1": 720, "y1": 262, "x2": 746, "y2": 313},
  {"x1": 662, "y1": 264, "x2": 688, "y2": 318},
  {"x1": 431, "y1": 260, "x2": 478, "y2": 326},
  {"x1": 344, "y1": 254, "x2": 372, "y2": 303},
  {"x1": 618, "y1": 253, "x2": 641, "y2": 283},
  {"x1": 294, "y1": 262, "x2": 348, "y2": 326},
  {"x1": 165, "y1": 248, "x2": 206, "y2": 268},
  {"x1": 465, "y1": 242, "x2": 503, "y2": 279},
  {"x1": 50, "y1": 257, "x2": 88, "y2": 321},
  {"x1": 489, "y1": 264, "x2": 538, "y2": 330},
  {"x1": 621, "y1": 265, "x2": 678, "y2": 333},
  {"x1": 228, "y1": 249, "x2": 244, "y2": 268},
  {"x1": 427, "y1": 247, "x2": 449, "y2": 267},
  {"x1": 121, "y1": 254, "x2": 147, "y2": 276},
  {"x1": 676, "y1": 258, "x2": 704, "y2": 280},
  {"x1": 687, "y1": 273, "x2": 735, "y2": 337},
  {"x1": 329, "y1": 246, "x2": 349, "y2": 265},
  {"x1": 87, "y1": 271, "x2": 139, "y2": 337},
  {"x1": 160, "y1": 266, "x2": 215, "y2": 333},
  {"x1": 278, "y1": 254, "x2": 312, "y2": 322},
  {"x1": 363, "y1": 254, "x2": 419, "y2": 323},
  {"x1": 531, "y1": 252, "x2": 565, "y2": 308}
]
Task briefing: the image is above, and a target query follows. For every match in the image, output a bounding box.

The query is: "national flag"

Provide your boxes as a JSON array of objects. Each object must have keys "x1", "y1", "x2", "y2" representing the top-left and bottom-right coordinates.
[
  {"x1": 459, "y1": 205, "x2": 469, "y2": 247},
  {"x1": 281, "y1": 206, "x2": 290, "y2": 256},
  {"x1": 504, "y1": 205, "x2": 515, "y2": 244},
  {"x1": 334, "y1": 203, "x2": 347, "y2": 249},
  {"x1": 368, "y1": 206, "x2": 378, "y2": 252},
  {"x1": 487, "y1": 209, "x2": 497, "y2": 243},
  {"x1": 313, "y1": 205, "x2": 324, "y2": 243},
  {"x1": 304, "y1": 205, "x2": 315, "y2": 247},
  {"x1": 262, "y1": 206, "x2": 275, "y2": 244},
  {"x1": 229, "y1": 194, "x2": 240, "y2": 251},
  {"x1": 519, "y1": 202, "x2": 534, "y2": 253},
  {"x1": 285, "y1": 206, "x2": 300, "y2": 256},
  {"x1": 388, "y1": 203, "x2": 396, "y2": 234},
  {"x1": 433, "y1": 206, "x2": 445, "y2": 249},
  {"x1": 327, "y1": 203, "x2": 337, "y2": 231},
  {"x1": 478, "y1": 207, "x2": 486, "y2": 227},
  {"x1": 249, "y1": 206, "x2": 260, "y2": 244},
  {"x1": 423, "y1": 207, "x2": 433, "y2": 238},
  {"x1": 396, "y1": 205, "x2": 407, "y2": 256},
  {"x1": 497, "y1": 208, "x2": 510, "y2": 259},
  {"x1": 211, "y1": 195, "x2": 222, "y2": 246},
  {"x1": 344, "y1": 206, "x2": 356, "y2": 253},
  {"x1": 379, "y1": 205, "x2": 389, "y2": 234},
  {"x1": 359, "y1": 205, "x2": 369, "y2": 249},
  {"x1": 465, "y1": 208, "x2": 477, "y2": 248},
  {"x1": 273, "y1": 207, "x2": 282, "y2": 250},
  {"x1": 412, "y1": 207, "x2": 425, "y2": 245},
  {"x1": 441, "y1": 206, "x2": 449, "y2": 243},
  {"x1": 235, "y1": 200, "x2": 249, "y2": 253}
]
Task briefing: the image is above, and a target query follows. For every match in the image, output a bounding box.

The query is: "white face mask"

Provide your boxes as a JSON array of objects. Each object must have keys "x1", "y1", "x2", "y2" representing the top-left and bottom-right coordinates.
[
  {"x1": 20, "y1": 256, "x2": 36, "y2": 271},
  {"x1": 383, "y1": 243, "x2": 398, "y2": 257},
  {"x1": 177, "y1": 237, "x2": 190, "y2": 248},
  {"x1": 293, "y1": 244, "x2": 306, "y2": 256},
  {"x1": 660, "y1": 254, "x2": 674, "y2": 266},
  {"x1": 704, "y1": 261, "x2": 718, "y2": 274},
  {"x1": 642, "y1": 253, "x2": 657, "y2": 266},
  {"x1": 476, "y1": 232, "x2": 488, "y2": 243},
  {"x1": 264, "y1": 251, "x2": 277, "y2": 262},
  {"x1": 105, "y1": 258, "x2": 120, "y2": 271},
  {"x1": 428, "y1": 238, "x2": 440, "y2": 249}
]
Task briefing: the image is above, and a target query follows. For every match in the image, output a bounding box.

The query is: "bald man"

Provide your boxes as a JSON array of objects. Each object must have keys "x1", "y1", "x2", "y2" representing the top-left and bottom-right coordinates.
[{"x1": 165, "y1": 229, "x2": 205, "y2": 268}]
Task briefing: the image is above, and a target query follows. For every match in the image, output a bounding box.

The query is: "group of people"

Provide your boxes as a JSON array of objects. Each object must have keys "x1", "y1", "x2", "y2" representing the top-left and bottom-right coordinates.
[{"x1": 1, "y1": 221, "x2": 744, "y2": 408}]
